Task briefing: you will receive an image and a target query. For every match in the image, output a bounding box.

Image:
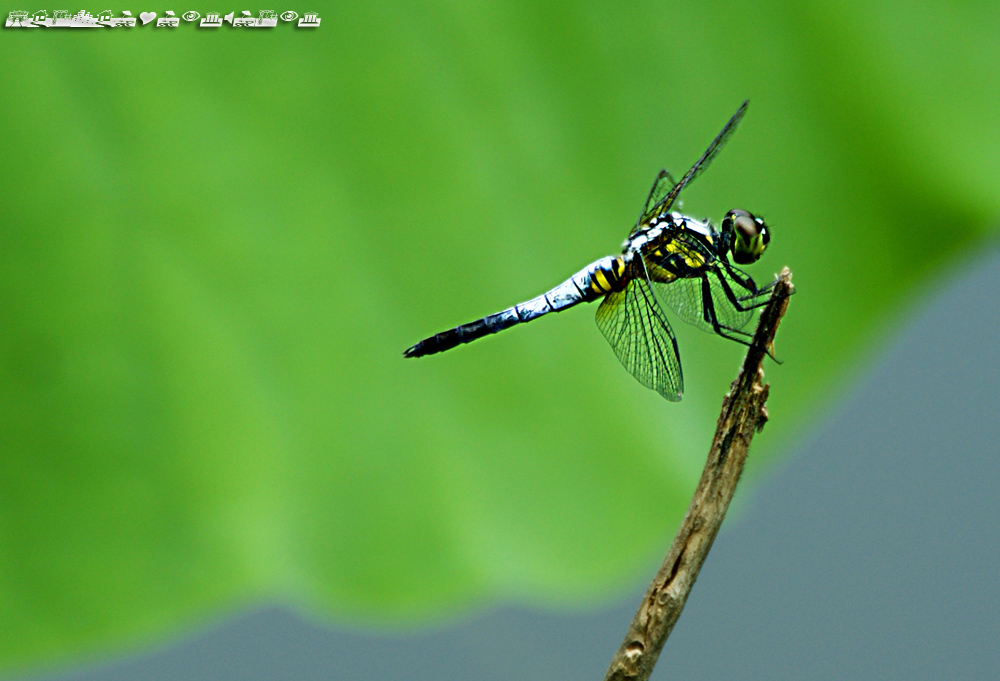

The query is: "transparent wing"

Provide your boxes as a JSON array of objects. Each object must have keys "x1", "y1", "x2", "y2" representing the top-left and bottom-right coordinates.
[
  {"x1": 650, "y1": 100, "x2": 749, "y2": 217},
  {"x1": 634, "y1": 169, "x2": 677, "y2": 232},
  {"x1": 595, "y1": 276, "x2": 683, "y2": 401},
  {"x1": 646, "y1": 264, "x2": 762, "y2": 335}
]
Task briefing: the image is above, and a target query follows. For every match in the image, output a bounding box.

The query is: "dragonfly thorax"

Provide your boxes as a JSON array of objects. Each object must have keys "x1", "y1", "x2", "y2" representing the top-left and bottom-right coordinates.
[
  {"x1": 654, "y1": 212, "x2": 714, "y2": 237},
  {"x1": 626, "y1": 212, "x2": 718, "y2": 255}
]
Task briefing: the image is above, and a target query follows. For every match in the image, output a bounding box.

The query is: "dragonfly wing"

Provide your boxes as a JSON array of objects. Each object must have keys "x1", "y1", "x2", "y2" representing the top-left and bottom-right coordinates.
[
  {"x1": 595, "y1": 276, "x2": 683, "y2": 401},
  {"x1": 646, "y1": 263, "x2": 758, "y2": 335},
  {"x1": 652, "y1": 100, "x2": 749, "y2": 216},
  {"x1": 633, "y1": 169, "x2": 677, "y2": 234}
]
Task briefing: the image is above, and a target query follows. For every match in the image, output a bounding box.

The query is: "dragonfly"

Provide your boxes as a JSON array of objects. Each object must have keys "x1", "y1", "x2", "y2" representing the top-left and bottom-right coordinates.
[{"x1": 404, "y1": 100, "x2": 773, "y2": 401}]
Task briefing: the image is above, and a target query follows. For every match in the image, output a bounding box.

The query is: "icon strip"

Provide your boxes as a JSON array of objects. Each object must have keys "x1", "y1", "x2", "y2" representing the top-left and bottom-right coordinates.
[{"x1": 6, "y1": 10, "x2": 320, "y2": 27}]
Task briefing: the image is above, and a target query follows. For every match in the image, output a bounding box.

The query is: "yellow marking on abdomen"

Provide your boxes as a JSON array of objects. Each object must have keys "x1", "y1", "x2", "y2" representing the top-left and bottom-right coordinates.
[
  {"x1": 611, "y1": 256, "x2": 625, "y2": 279},
  {"x1": 593, "y1": 268, "x2": 610, "y2": 292}
]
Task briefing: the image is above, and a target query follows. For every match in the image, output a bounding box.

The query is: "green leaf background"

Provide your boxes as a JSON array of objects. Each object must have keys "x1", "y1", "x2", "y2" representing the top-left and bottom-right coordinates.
[{"x1": 1, "y1": 0, "x2": 998, "y2": 674}]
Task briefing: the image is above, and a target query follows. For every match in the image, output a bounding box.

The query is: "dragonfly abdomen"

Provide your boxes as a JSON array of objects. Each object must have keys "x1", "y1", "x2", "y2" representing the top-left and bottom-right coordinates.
[{"x1": 403, "y1": 255, "x2": 626, "y2": 358}]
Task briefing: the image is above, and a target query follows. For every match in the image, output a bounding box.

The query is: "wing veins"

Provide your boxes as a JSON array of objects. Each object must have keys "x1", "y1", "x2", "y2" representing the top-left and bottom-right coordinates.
[{"x1": 651, "y1": 100, "x2": 749, "y2": 217}]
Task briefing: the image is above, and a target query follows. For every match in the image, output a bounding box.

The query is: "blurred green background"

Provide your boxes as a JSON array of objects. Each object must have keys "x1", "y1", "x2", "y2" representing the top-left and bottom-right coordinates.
[{"x1": 1, "y1": 0, "x2": 998, "y2": 675}]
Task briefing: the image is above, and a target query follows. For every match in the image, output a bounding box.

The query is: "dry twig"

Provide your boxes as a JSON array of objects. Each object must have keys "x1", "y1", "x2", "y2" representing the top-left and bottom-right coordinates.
[{"x1": 602, "y1": 267, "x2": 794, "y2": 681}]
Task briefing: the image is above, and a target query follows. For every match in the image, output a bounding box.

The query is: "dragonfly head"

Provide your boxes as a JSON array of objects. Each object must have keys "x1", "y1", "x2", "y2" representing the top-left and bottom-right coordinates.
[{"x1": 722, "y1": 209, "x2": 770, "y2": 264}]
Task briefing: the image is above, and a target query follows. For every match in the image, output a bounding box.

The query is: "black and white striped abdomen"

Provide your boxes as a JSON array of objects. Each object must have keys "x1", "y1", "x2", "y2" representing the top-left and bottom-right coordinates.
[{"x1": 403, "y1": 255, "x2": 627, "y2": 358}]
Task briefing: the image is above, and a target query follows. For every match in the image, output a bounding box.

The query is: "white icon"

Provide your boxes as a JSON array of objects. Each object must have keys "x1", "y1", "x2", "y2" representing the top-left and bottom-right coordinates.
[
  {"x1": 298, "y1": 11, "x2": 319, "y2": 27},
  {"x1": 156, "y1": 10, "x2": 179, "y2": 26},
  {"x1": 232, "y1": 10, "x2": 255, "y2": 26},
  {"x1": 139, "y1": 11, "x2": 156, "y2": 24},
  {"x1": 223, "y1": 11, "x2": 234, "y2": 24},
  {"x1": 257, "y1": 9, "x2": 277, "y2": 27},
  {"x1": 279, "y1": 10, "x2": 297, "y2": 22},
  {"x1": 200, "y1": 11, "x2": 222, "y2": 26},
  {"x1": 96, "y1": 10, "x2": 136, "y2": 27},
  {"x1": 229, "y1": 9, "x2": 278, "y2": 27},
  {"x1": 6, "y1": 10, "x2": 35, "y2": 26},
  {"x1": 181, "y1": 10, "x2": 200, "y2": 21},
  {"x1": 50, "y1": 10, "x2": 70, "y2": 26},
  {"x1": 73, "y1": 9, "x2": 102, "y2": 26}
]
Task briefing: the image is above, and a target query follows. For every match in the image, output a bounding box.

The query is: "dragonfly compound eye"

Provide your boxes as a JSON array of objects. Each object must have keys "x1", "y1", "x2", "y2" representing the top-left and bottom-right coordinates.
[{"x1": 725, "y1": 209, "x2": 769, "y2": 264}]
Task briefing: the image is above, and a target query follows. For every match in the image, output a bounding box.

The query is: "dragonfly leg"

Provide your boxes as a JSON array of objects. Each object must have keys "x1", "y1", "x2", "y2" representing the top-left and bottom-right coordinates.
[
  {"x1": 725, "y1": 266, "x2": 790, "y2": 306},
  {"x1": 721, "y1": 260, "x2": 786, "y2": 305},
  {"x1": 735, "y1": 293, "x2": 773, "y2": 310},
  {"x1": 736, "y1": 280, "x2": 779, "y2": 304},
  {"x1": 722, "y1": 260, "x2": 758, "y2": 292},
  {"x1": 700, "y1": 274, "x2": 755, "y2": 347},
  {"x1": 701, "y1": 274, "x2": 781, "y2": 361},
  {"x1": 713, "y1": 267, "x2": 771, "y2": 313}
]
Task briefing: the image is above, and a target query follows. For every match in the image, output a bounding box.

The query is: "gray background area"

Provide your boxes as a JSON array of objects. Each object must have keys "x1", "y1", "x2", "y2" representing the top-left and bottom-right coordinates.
[{"x1": 26, "y1": 249, "x2": 1000, "y2": 680}]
